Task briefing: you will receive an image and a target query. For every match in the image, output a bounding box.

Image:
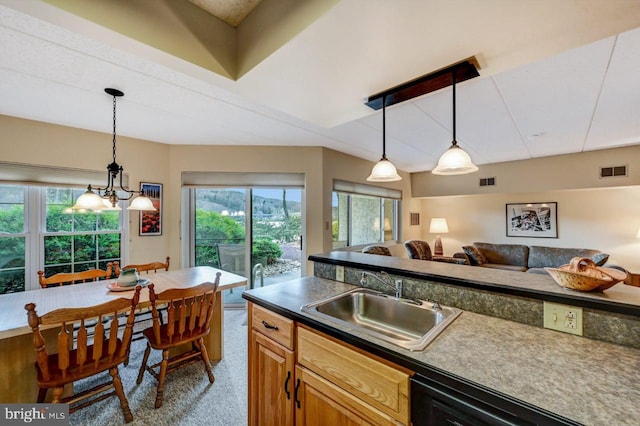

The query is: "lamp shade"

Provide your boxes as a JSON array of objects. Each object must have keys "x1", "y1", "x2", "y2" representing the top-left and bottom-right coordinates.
[
  {"x1": 432, "y1": 144, "x2": 478, "y2": 175},
  {"x1": 429, "y1": 218, "x2": 449, "y2": 234},
  {"x1": 367, "y1": 157, "x2": 402, "y2": 182},
  {"x1": 72, "y1": 187, "x2": 106, "y2": 211},
  {"x1": 127, "y1": 195, "x2": 157, "y2": 211}
]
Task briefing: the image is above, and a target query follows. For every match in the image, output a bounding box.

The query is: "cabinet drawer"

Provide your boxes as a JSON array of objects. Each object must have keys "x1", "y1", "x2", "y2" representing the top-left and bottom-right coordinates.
[
  {"x1": 251, "y1": 304, "x2": 294, "y2": 349},
  {"x1": 297, "y1": 327, "x2": 410, "y2": 425}
]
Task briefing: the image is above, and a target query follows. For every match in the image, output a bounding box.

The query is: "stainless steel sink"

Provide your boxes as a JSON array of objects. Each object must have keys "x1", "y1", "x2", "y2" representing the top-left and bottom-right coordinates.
[{"x1": 301, "y1": 288, "x2": 461, "y2": 351}]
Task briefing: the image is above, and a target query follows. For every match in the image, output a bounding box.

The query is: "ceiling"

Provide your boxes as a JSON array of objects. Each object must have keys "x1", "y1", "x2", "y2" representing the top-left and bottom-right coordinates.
[{"x1": 1, "y1": 0, "x2": 640, "y2": 173}]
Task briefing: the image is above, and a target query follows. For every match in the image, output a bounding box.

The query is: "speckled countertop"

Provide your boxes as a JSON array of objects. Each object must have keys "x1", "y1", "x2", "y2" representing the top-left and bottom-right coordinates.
[{"x1": 243, "y1": 277, "x2": 640, "y2": 426}]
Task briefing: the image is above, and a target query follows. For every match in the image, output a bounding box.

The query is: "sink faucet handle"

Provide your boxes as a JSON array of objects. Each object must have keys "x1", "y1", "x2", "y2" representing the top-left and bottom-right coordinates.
[{"x1": 432, "y1": 300, "x2": 441, "y2": 310}]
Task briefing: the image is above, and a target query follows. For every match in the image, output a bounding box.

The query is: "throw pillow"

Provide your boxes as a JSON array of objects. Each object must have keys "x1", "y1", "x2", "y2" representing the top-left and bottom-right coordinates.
[
  {"x1": 462, "y1": 245, "x2": 487, "y2": 266},
  {"x1": 590, "y1": 253, "x2": 609, "y2": 266}
]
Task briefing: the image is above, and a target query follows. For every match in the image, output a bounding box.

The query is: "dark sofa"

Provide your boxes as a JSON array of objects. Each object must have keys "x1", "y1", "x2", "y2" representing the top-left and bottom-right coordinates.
[{"x1": 453, "y1": 242, "x2": 620, "y2": 274}]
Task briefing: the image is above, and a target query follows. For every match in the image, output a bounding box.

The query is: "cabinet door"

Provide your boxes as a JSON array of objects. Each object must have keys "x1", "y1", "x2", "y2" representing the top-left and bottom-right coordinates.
[
  {"x1": 249, "y1": 329, "x2": 295, "y2": 426},
  {"x1": 294, "y1": 366, "x2": 401, "y2": 426}
]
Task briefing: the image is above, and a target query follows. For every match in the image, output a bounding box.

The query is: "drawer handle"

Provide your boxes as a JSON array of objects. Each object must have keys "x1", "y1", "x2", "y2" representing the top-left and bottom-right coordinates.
[
  {"x1": 261, "y1": 320, "x2": 279, "y2": 331},
  {"x1": 294, "y1": 378, "x2": 301, "y2": 409},
  {"x1": 284, "y1": 371, "x2": 291, "y2": 400}
]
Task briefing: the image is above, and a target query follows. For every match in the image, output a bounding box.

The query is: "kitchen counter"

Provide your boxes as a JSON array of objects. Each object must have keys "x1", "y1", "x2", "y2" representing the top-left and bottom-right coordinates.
[
  {"x1": 309, "y1": 251, "x2": 640, "y2": 317},
  {"x1": 243, "y1": 277, "x2": 640, "y2": 426}
]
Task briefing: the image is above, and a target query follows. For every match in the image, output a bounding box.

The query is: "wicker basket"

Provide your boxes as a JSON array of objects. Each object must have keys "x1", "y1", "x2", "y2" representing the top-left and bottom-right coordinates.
[{"x1": 545, "y1": 257, "x2": 627, "y2": 292}]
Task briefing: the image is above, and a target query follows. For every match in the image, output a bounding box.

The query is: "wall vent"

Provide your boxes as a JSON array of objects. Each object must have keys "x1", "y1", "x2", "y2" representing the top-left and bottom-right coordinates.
[
  {"x1": 479, "y1": 177, "x2": 496, "y2": 187},
  {"x1": 409, "y1": 212, "x2": 420, "y2": 226},
  {"x1": 600, "y1": 165, "x2": 627, "y2": 178}
]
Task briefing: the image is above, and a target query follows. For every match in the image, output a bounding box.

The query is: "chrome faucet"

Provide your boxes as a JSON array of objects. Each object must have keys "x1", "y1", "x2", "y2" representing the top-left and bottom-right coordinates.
[{"x1": 360, "y1": 271, "x2": 403, "y2": 299}]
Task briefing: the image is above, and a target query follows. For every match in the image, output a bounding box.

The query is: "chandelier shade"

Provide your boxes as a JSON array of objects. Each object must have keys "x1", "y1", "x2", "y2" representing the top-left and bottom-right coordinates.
[
  {"x1": 72, "y1": 88, "x2": 156, "y2": 212},
  {"x1": 432, "y1": 68, "x2": 478, "y2": 175}
]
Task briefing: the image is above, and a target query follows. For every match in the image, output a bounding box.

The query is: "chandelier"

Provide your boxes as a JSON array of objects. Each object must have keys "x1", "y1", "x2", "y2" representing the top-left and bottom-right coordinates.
[{"x1": 72, "y1": 88, "x2": 156, "y2": 212}]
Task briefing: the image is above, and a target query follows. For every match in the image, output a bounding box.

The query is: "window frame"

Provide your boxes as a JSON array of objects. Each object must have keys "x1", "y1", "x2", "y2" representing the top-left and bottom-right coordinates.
[{"x1": 0, "y1": 184, "x2": 130, "y2": 293}]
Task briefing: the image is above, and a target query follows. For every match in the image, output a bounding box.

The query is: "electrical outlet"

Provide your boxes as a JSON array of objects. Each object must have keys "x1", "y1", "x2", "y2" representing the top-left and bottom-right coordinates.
[
  {"x1": 336, "y1": 265, "x2": 344, "y2": 282},
  {"x1": 543, "y1": 302, "x2": 583, "y2": 336}
]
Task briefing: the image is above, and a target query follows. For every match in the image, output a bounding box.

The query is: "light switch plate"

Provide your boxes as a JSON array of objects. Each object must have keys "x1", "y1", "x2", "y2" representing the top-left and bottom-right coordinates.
[
  {"x1": 336, "y1": 265, "x2": 344, "y2": 282},
  {"x1": 543, "y1": 301, "x2": 583, "y2": 336}
]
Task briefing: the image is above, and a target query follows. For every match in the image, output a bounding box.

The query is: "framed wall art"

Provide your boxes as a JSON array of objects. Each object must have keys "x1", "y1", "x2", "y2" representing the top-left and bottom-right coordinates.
[
  {"x1": 139, "y1": 182, "x2": 162, "y2": 236},
  {"x1": 506, "y1": 202, "x2": 557, "y2": 238}
]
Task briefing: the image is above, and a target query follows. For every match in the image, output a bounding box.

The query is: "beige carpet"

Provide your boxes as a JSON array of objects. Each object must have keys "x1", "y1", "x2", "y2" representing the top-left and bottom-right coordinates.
[{"x1": 69, "y1": 308, "x2": 248, "y2": 426}]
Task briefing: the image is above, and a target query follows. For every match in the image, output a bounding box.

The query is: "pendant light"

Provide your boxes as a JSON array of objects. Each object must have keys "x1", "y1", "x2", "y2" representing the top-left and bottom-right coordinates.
[
  {"x1": 432, "y1": 69, "x2": 478, "y2": 175},
  {"x1": 367, "y1": 96, "x2": 402, "y2": 182},
  {"x1": 72, "y1": 88, "x2": 156, "y2": 212}
]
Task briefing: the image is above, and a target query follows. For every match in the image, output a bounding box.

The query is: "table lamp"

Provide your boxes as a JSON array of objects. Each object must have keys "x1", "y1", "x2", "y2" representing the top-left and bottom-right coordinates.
[{"x1": 429, "y1": 218, "x2": 449, "y2": 256}]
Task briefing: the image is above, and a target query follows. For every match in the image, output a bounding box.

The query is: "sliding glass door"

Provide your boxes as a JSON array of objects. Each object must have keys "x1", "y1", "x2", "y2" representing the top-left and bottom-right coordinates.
[
  {"x1": 191, "y1": 187, "x2": 302, "y2": 307},
  {"x1": 251, "y1": 188, "x2": 302, "y2": 291}
]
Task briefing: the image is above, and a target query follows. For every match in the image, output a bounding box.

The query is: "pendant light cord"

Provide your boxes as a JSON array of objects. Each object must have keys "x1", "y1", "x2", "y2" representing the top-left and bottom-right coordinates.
[
  {"x1": 382, "y1": 95, "x2": 387, "y2": 158},
  {"x1": 452, "y1": 68, "x2": 457, "y2": 145},
  {"x1": 112, "y1": 94, "x2": 117, "y2": 163}
]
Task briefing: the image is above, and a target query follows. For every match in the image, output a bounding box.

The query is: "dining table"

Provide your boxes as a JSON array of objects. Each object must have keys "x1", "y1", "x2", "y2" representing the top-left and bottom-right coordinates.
[{"x1": 0, "y1": 266, "x2": 247, "y2": 403}]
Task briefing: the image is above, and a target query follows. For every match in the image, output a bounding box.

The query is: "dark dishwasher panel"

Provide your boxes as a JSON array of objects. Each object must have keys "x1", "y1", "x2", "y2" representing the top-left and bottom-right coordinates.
[{"x1": 411, "y1": 373, "x2": 582, "y2": 426}]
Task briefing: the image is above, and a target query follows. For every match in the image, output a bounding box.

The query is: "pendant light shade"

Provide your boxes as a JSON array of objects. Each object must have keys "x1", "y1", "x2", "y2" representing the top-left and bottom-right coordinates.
[
  {"x1": 432, "y1": 143, "x2": 478, "y2": 175},
  {"x1": 367, "y1": 97, "x2": 402, "y2": 182},
  {"x1": 432, "y1": 69, "x2": 478, "y2": 175},
  {"x1": 72, "y1": 88, "x2": 157, "y2": 212}
]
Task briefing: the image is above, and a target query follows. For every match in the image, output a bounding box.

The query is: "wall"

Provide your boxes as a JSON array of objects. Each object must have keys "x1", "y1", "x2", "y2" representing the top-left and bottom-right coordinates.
[
  {"x1": 0, "y1": 115, "x2": 171, "y2": 273},
  {"x1": 419, "y1": 188, "x2": 640, "y2": 272}
]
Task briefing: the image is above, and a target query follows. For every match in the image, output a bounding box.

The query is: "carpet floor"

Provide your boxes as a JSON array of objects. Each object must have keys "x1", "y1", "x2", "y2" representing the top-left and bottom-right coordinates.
[{"x1": 69, "y1": 308, "x2": 248, "y2": 426}]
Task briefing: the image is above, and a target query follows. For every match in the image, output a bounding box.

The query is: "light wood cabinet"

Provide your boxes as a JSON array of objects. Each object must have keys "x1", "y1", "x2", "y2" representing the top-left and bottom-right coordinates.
[
  {"x1": 248, "y1": 303, "x2": 411, "y2": 426},
  {"x1": 295, "y1": 365, "x2": 402, "y2": 426},
  {"x1": 249, "y1": 304, "x2": 295, "y2": 426}
]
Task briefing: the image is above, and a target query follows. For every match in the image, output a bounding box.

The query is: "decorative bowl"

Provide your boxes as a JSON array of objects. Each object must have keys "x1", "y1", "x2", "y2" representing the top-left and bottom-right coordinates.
[{"x1": 545, "y1": 257, "x2": 627, "y2": 292}]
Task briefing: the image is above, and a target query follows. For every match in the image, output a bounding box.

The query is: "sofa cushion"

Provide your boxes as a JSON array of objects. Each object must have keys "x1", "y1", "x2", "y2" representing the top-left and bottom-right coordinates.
[
  {"x1": 462, "y1": 246, "x2": 487, "y2": 266},
  {"x1": 474, "y1": 242, "x2": 529, "y2": 268},
  {"x1": 590, "y1": 252, "x2": 610, "y2": 266},
  {"x1": 482, "y1": 263, "x2": 528, "y2": 272},
  {"x1": 528, "y1": 246, "x2": 603, "y2": 269}
]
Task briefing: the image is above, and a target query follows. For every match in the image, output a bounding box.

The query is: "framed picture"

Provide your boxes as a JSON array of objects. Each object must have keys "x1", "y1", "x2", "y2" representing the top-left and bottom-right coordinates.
[
  {"x1": 506, "y1": 202, "x2": 557, "y2": 238},
  {"x1": 139, "y1": 182, "x2": 162, "y2": 236}
]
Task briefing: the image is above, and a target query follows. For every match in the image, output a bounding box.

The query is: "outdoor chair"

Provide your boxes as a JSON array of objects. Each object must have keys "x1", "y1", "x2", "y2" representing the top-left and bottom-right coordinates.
[
  {"x1": 25, "y1": 286, "x2": 142, "y2": 423},
  {"x1": 37, "y1": 262, "x2": 116, "y2": 289},
  {"x1": 215, "y1": 243, "x2": 246, "y2": 293},
  {"x1": 136, "y1": 274, "x2": 221, "y2": 408}
]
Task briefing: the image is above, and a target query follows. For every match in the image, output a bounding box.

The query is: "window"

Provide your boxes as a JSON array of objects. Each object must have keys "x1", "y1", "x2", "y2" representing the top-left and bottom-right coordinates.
[
  {"x1": 332, "y1": 192, "x2": 399, "y2": 248},
  {"x1": 0, "y1": 184, "x2": 125, "y2": 294},
  {"x1": 0, "y1": 186, "x2": 26, "y2": 294}
]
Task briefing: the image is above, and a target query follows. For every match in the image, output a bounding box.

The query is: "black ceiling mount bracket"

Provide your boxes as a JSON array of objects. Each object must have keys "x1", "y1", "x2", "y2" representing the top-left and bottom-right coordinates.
[{"x1": 365, "y1": 56, "x2": 480, "y2": 110}]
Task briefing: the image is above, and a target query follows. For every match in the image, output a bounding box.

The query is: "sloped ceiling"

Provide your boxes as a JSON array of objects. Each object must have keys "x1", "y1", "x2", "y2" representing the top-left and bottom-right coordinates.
[{"x1": 1, "y1": 0, "x2": 640, "y2": 173}]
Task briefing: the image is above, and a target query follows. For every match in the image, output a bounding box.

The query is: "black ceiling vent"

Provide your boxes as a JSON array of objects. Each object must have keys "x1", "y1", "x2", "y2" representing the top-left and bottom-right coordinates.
[
  {"x1": 600, "y1": 165, "x2": 627, "y2": 178},
  {"x1": 479, "y1": 177, "x2": 496, "y2": 187}
]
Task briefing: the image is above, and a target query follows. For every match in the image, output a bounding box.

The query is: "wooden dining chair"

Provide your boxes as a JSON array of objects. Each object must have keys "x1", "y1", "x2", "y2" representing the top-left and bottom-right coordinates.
[
  {"x1": 116, "y1": 256, "x2": 170, "y2": 275},
  {"x1": 24, "y1": 286, "x2": 142, "y2": 423},
  {"x1": 136, "y1": 273, "x2": 221, "y2": 409},
  {"x1": 37, "y1": 262, "x2": 116, "y2": 289}
]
